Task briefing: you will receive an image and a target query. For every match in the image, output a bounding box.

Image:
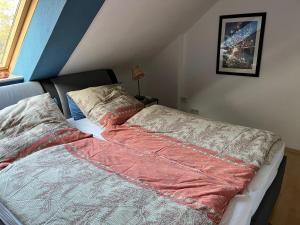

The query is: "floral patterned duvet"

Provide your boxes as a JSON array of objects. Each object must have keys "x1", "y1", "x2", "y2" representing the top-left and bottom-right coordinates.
[
  {"x1": 0, "y1": 93, "x2": 85, "y2": 169},
  {"x1": 0, "y1": 105, "x2": 281, "y2": 225},
  {"x1": 126, "y1": 105, "x2": 281, "y2": 167},
  {"x1": 0, "y1": 139, "x2": 216, "y2": 225}
]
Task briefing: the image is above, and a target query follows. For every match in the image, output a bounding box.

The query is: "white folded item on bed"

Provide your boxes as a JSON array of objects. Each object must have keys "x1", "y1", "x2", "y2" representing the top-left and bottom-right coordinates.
[
  {"x1": 68, "y1": 118, "x2": 105, "y2": 139},
  {"x1": 67, "y1": 118, "x2": 284, "y2": 225}
]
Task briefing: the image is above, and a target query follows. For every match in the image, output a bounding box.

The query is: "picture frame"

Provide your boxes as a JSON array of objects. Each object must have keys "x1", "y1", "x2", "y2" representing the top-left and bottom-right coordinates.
[{"x1": 216, "y1": 12, "x2": 266, "y2": 77}]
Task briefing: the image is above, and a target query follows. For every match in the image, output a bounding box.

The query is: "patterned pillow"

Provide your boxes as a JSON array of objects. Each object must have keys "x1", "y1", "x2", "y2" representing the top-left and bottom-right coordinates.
[
  {"x1": 67, "y1": 84, "x2": 144, "y2": 126},
  {"x1": 0, "y1": 93, "x2": 90, "y2": 169}
]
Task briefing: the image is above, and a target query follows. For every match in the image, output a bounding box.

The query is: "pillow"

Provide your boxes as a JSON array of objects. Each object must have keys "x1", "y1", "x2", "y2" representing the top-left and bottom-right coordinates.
[
  {"x1": 67, "y1": 84, "x2": 144, "y2": 126},
  {"x1": 67, "y1": 95, "x2": 86, "y2": 120},
  {"x1": 0, "y1": 93, "x2": 90, "y2": 169}
]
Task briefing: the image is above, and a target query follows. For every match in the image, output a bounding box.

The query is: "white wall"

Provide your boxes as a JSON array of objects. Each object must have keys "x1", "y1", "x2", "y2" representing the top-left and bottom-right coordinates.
[
  {"x1": 115, "y1": 35, "x2": 184, "y2": 108},
  {"x1": 59, "y1": 0, "x2": 300, "y2": 149},
  {"x1": 60, "y1": 0, "x2": 217, "y2": 75},
  {"x1": 180, "y1": 0, "x2": 300, "y2": 149}
]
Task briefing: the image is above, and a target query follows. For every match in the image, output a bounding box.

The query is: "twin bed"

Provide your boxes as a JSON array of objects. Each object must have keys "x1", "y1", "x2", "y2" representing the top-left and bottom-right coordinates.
[{"x1": 0, "y1": 69, "x2": 286, "y2": 225}]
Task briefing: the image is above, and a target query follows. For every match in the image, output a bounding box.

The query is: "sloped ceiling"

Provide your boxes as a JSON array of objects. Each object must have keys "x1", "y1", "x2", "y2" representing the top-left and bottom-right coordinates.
[{"x1": 60, "y1": 0, "x2": 218, "y2": 74}]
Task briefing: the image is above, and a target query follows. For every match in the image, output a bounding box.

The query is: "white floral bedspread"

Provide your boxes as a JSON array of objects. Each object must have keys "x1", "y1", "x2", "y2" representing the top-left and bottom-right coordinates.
[{"x1": 127, "y1": 105, "x2": 281, "y2": 167}]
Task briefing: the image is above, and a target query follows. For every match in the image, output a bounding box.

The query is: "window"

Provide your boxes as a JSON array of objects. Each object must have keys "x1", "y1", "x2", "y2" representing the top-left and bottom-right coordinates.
[{"x1": 0, "y1": 0, "x2": 36, "y2": 73}]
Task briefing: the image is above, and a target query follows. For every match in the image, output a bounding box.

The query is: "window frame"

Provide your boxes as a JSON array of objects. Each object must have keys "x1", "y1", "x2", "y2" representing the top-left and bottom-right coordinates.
[{"x1": 0, "y1": 0, "x2": 38, "y2": 73}]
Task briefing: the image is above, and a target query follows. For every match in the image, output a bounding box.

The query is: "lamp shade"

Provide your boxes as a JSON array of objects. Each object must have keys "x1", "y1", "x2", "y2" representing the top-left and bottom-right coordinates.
[{"x1": 132, "y1": 65, "x2": 144, "y2": 80}]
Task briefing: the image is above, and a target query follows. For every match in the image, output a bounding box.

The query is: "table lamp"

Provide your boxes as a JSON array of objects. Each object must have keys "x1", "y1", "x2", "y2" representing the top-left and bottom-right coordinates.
[{"x1": 132, "y1": 65, "x2": 145, "y2": 100}]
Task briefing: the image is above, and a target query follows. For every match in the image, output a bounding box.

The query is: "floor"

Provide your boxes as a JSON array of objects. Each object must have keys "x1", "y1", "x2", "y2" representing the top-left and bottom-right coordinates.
[{"x1": 270, "y1": 148, "x2": 300, "y2": 225}]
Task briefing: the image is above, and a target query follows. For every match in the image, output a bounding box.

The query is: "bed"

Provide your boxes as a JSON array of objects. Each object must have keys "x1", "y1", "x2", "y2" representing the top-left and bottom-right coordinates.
[
  {"x1": 67, "y1": 116, "x2": 285, "y2": 225},
  {"x1": 0, "y1": 69, "x2": 286, "y2": 225}
]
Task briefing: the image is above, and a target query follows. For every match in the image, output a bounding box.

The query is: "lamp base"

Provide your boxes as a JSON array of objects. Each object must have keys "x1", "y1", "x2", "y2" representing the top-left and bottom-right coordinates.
[{"x1": 135, "y1": 95, "x2": 145, "y2": 101}]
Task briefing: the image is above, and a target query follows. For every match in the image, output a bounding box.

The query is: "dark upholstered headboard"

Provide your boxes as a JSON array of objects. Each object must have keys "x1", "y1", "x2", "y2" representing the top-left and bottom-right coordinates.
[{"x1": 40, "y1": 69, "x2": 118, "y2": 118}]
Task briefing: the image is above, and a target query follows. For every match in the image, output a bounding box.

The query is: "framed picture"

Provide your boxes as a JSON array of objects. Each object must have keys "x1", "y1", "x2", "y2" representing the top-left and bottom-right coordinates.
[{"x1": 216, "y1": 12, "x2": 266, "y2": 77}]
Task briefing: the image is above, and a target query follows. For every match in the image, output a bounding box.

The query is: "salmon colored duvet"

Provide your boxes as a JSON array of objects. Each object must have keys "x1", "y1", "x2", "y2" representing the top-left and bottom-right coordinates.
[
  {"x1": 72, "y1": 124, "x2": 258, "y2": 224},
  {"x1": 0, "y1": 105, "x2": 280, "y2": 225}
]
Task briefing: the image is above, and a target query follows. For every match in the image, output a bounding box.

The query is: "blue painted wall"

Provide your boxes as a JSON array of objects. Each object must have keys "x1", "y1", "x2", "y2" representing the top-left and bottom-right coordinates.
[
  {"x1": 13, "y1": 0, "x2": 67, "y2": 80},
  {"x1": 13, "y1": 0, "x2": 105, "y2": 81}
]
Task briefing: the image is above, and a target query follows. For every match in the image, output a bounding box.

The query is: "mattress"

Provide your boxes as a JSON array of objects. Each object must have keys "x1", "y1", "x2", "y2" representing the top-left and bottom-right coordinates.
[{"x1": 67, "y1": 118, "x2": 285, "y2": 225}]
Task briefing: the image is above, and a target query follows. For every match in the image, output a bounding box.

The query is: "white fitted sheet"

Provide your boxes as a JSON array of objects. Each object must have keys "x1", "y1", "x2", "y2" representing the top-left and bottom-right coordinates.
[
  {"x1": 67, "y1": 118, "x2": 285, "y2": 225},
  {"x1": 220, "y1": 141, "x2": 284, "y2": 225},
  {"x1": 68, "y1": 118, "x2": 105, "y2": 139}
]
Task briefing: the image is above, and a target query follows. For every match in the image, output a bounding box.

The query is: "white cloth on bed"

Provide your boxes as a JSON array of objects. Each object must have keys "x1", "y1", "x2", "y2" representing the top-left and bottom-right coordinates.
[{"x1": 68, "y1": 118, "x2": 105, "y2": 140}]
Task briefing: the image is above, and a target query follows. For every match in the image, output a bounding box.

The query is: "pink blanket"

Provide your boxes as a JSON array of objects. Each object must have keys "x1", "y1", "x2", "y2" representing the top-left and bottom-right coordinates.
[{"x1": 66, "y1": 125, "x2": 258, "y2": 223}]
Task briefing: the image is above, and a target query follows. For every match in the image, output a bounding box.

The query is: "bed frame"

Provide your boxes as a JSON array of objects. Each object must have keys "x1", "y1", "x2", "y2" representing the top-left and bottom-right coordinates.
[
  {"x1": 251, "y1": 156, "x2": 286, "y2": 225},
  {"x1": 0, "y1": 69, "x2": 287, "y2": 225},
  {"x1": 39, "y1": 69, "x2": 118, "y2": 118}
]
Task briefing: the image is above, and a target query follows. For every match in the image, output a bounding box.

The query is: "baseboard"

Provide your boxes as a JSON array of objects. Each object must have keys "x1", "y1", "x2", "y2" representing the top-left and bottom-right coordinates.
[{"x1": 285, "y1": 148, "x2": 300, "y2": 155}]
